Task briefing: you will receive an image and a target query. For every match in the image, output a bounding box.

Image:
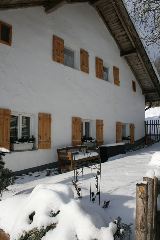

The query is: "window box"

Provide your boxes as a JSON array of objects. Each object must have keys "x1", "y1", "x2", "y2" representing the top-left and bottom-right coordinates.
[
  {"x1": 11, "y1": 142, "x2": 33, "y2": 151},
  {"x1": 82, "y1": 141, "x2": 96, "y2": 147}
]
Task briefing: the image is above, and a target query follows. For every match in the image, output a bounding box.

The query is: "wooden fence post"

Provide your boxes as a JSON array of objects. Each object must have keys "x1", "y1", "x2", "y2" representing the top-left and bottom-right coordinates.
[
  {"x1": 153, "y1": 177, "x2": 158, "y2": 240},
  {"x1": 135, "y1": 183, "x2": 148, "y2": 240},
  {"x1": 143, "y1": 177, "x2": 154, "y2": 240}
]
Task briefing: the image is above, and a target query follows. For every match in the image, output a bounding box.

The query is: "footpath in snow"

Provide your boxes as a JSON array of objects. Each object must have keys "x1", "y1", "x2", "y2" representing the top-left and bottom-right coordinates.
[{"x1": 1, "y1": 142, "x2": 160, "y2": 240}]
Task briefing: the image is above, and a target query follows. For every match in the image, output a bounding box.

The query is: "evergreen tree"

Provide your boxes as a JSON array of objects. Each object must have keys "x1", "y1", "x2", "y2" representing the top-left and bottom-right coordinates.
[{"x1": 0, "y1": 149, "x2": 15, "y2": 196}]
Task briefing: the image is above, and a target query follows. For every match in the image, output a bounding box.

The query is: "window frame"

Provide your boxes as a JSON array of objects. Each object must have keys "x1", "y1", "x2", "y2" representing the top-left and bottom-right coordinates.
[
  {"x1": 132, "y1": 80, "x2": 136, "y2": 92},
  {"x1": 0, "y1": 20, "x2": 12, "y2": 46},
  {"x1": 103, "y1": 63, "x2": 109, "y2": 81},
  {"x1": 82, "y1": 119, "x2": 92, "y2": 139},
  {"x1": 11, "y1": 111, "x2": 34, "y2": 141},
  {"x1": 64, "y1": 45, "x2": 75, "y2": 69}
]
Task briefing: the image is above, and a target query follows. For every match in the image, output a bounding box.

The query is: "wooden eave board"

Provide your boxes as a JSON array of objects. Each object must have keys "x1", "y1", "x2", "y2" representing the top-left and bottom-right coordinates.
[{"x1": 94, "y1": 0, "x2": 160, "y2": 102}]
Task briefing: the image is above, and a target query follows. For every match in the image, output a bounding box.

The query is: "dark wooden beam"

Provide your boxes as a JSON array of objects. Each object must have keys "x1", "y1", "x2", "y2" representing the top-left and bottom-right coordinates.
[
  {"x1": 120, "y1": 48, "x2": 137, "y2": 57},
  {"x1": 93, "y1": 5, "x2": 121, "y2": 51},
  {"x1": 0, "y1": 2, "x2": 48, "y2": 10},
  {"x1": 90, "y1": 0, "x2": 100, "y2": 5},
  {"x1": 68, "y1": 0, "x2": 89, "y2": 3},
  {"x1": 45, "y1": 0, "x2": 67, "y2": 14},
  {"x1": 45, "y1": 0, "x2": 89, "y2": 14},
  {"x1": 142, "y1": 89, "x2": 157, "y2": 95}
]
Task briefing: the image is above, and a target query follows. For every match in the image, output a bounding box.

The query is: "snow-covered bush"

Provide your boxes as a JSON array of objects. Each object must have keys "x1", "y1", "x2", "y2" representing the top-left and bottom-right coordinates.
[
  {"x1": 5, "y1": 184, "x2": 117, "y2": 240},
  {"x1": 0, "y1": 148, "x2": 15, "y2": 196}
]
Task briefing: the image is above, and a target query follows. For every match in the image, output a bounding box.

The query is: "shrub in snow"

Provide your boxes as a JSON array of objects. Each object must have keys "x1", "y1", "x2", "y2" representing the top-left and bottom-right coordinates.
[
  {"x1": 0, "y1": 149, "x2": 15, "y2": 196},
  {"x1": 8, "y1": 184, "x2": 117, "y2": 240},
  {"x1": 114, "y1": 217, "x2": 132, "y2": 240}
]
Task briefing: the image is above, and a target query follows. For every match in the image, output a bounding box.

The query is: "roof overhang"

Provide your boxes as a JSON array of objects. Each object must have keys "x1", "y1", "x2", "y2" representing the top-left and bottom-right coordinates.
[{"x1": 0, "y1": 0, "x2": 160, "y2": 102}]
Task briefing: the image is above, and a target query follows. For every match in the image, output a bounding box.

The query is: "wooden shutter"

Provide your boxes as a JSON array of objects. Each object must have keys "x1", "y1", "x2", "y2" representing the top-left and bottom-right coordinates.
[
  {"x1": 0, "y1": 109, "x2": 11, "y2": 150},
  {"x1": 113, "y1": 66, "x2": 120, "y2": 86},
  {"x1": 80, "y1": 49, "x2": 89, "y2": 74},
  {"x1": 72, "y1": 117, "x2": 82, "y2": 146},
  {"x1": 53, "y1": 35, "x2": 64, "y2": 64},
  {"x1": 96, "y1": 120, "x2": 103, "y2": 146},
  {"x1": 116, "y1": 122, "x2": 122, "y2": 143},
  {"x1": 38, "y1": 113, "x2": 51, "y2": 149},
  {"x1": 96, "y1": 57, "x2": 103, "y2": 79},
  {"x1": 130, "y1": 124, "x2": 135, "y2": 144}
]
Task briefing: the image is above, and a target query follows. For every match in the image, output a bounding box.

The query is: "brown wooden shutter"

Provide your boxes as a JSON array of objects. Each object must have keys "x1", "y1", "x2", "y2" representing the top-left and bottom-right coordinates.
[
  {"x1": 96, "y1": 120, "x2": 103, "y2": 146},
  {"x1": 96, "y1": 57, "x2": 103, "y2": 79},
  {"x1": 80, "y1": 49, "x2": 89, "y2": 74},
  {"x1": 113, "y1": 66, "x2": 120, "y2": 86},
  {"x1": 0, "y1": 109, "x2": 11, "y2": 150},
  {"x1": 116, "y1": 122, "x2": 122, "y2": 143},
  {"x1": 53, "y1": 35, "x2": 64, "y2": 64},
  {"x1": 130, "y1": 124, "x2": 135, "y2": 144},
  {"x1": 72, "y1": 117, "x2": 82, "y2": 146},
  {"x1": 38, "y1": 113, "x2": 51, "y2": 149}
]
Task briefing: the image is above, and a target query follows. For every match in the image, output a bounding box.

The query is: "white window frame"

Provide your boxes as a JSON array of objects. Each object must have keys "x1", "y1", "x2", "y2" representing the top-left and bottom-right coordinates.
[
  {"x1": 122, "y1": 123, "x2": 130, "y2": 138},
  {"x1": 64, "y1": 41, "x2": 80, "y2": 70},
  {"x1": 11, "y1": 111, "x2": 34, "y2": 140},
  {"x1": 82, "y1": 119, "x2": 93, "y2": 138},
  {"x1": 64, "y1": 45, "x2": 76, "y2": 69},
  {"x1": 103, "y1": 62, "x2": 110, "y2": 82}
]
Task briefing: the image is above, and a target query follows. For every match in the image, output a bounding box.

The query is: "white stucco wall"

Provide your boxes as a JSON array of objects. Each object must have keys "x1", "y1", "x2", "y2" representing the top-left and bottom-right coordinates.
[{"x1": 0, "y1": 3, "x2": 145, "y2": 172}]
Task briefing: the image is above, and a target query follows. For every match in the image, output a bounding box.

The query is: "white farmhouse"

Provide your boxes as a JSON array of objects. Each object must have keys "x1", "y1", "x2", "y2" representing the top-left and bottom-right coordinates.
[{"x1": 0, "y1": 0, "x2": 159, "y2": 174}]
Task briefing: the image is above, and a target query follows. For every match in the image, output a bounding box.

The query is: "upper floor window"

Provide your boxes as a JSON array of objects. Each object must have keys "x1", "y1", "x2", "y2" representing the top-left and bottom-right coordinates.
[
  {"x1": 103, "y1": 66, "x2": 109, "y2": 81},
  {"x1": 0, "y1": 20, "x2": 12, "y2": 46},
  {"x1": 64, "y1": 47, "x2": 74, "y2": 68},
  {"x1": 132, "y1": 80, "x2": 136, "y2": 92}
]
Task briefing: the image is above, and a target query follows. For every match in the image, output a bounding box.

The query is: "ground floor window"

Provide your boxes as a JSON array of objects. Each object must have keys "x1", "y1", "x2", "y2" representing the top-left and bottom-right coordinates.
[
  {"x1": 10, "y1": 112, "x2": 33, "y2": 143},
  {"x1": 81, "y1": 119, "x2": 92, "y2": 141},
  {"x1": 122, "y1": 123, "x2": 130, "y2": 142}
]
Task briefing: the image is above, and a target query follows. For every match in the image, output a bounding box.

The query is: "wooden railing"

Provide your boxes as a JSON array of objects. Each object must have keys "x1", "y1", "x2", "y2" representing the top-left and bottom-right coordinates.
[
  {"x1": 145, "y1": 120, "x2": 160, "y2": 141},
  {"x1": 135, "y1": 177, "x2": 160, "y2": 240}
]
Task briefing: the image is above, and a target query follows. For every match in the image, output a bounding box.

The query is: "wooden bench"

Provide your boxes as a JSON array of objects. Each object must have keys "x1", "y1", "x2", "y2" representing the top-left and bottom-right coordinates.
[{"x1": 57, "y1": 145, "x2": 100, "y2": 173}]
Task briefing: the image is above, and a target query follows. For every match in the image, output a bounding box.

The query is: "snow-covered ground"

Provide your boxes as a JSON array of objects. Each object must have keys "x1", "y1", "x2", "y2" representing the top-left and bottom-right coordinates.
[{"x1": 1, "y1": 142, "x2": 160, "y2": 240}]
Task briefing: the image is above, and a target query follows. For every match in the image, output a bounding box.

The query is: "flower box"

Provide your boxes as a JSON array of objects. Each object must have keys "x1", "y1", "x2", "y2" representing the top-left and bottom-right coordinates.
[
  {"x1": 122, "y1": 140, "x2": 130, "y2": 144},
  {"x1": 11, "y1": 142, "x2": 33, "y2": 151},
  {"x1": 82, "y1": 142, "x2": 96, "y2": 147}
]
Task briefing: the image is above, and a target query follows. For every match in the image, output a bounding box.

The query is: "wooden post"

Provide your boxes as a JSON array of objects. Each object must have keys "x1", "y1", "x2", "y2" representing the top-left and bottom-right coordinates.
[
  {"x1": 153, "y1": 177, "x2": 158, "y2": 240},
  {"x1": 135, "y1": 183, "x2": 148, "y2": 240},
  {"x1": 143, "y1": 177, "x2": 154, "y2": 240},
  {"x1": 0, "y1": 229, "x2": 10, "y2": 240}
]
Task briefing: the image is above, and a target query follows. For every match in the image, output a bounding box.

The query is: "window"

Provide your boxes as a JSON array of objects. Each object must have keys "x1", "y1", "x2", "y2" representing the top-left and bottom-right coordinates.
[
  {"x1": 10, "y1": 113, "x2": 33, "y2": 142},
  {"x1": 121, "y1": 123, "x2": 130, "y2": 142},
  {"x1": 103, "y1": 66, "x2": 109, "y2": 81},
  {"x1": 132, "y1": 80, "x2": 136, "y2": 92},
  {"x1": 0, "y1": 20, "x2": 12, "y2": 46},
  {"x1": 82, "y1": 119, "x2": 92, "y2": 140},
  {"x1": 64, "y1": 47, "x2": 74, "y2": 68}
]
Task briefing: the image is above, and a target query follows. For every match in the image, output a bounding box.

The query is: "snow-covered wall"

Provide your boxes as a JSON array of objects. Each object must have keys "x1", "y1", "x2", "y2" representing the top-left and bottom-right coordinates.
[{"x1": 0, "y1": 3, "x2": 145, "y2": 172}]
